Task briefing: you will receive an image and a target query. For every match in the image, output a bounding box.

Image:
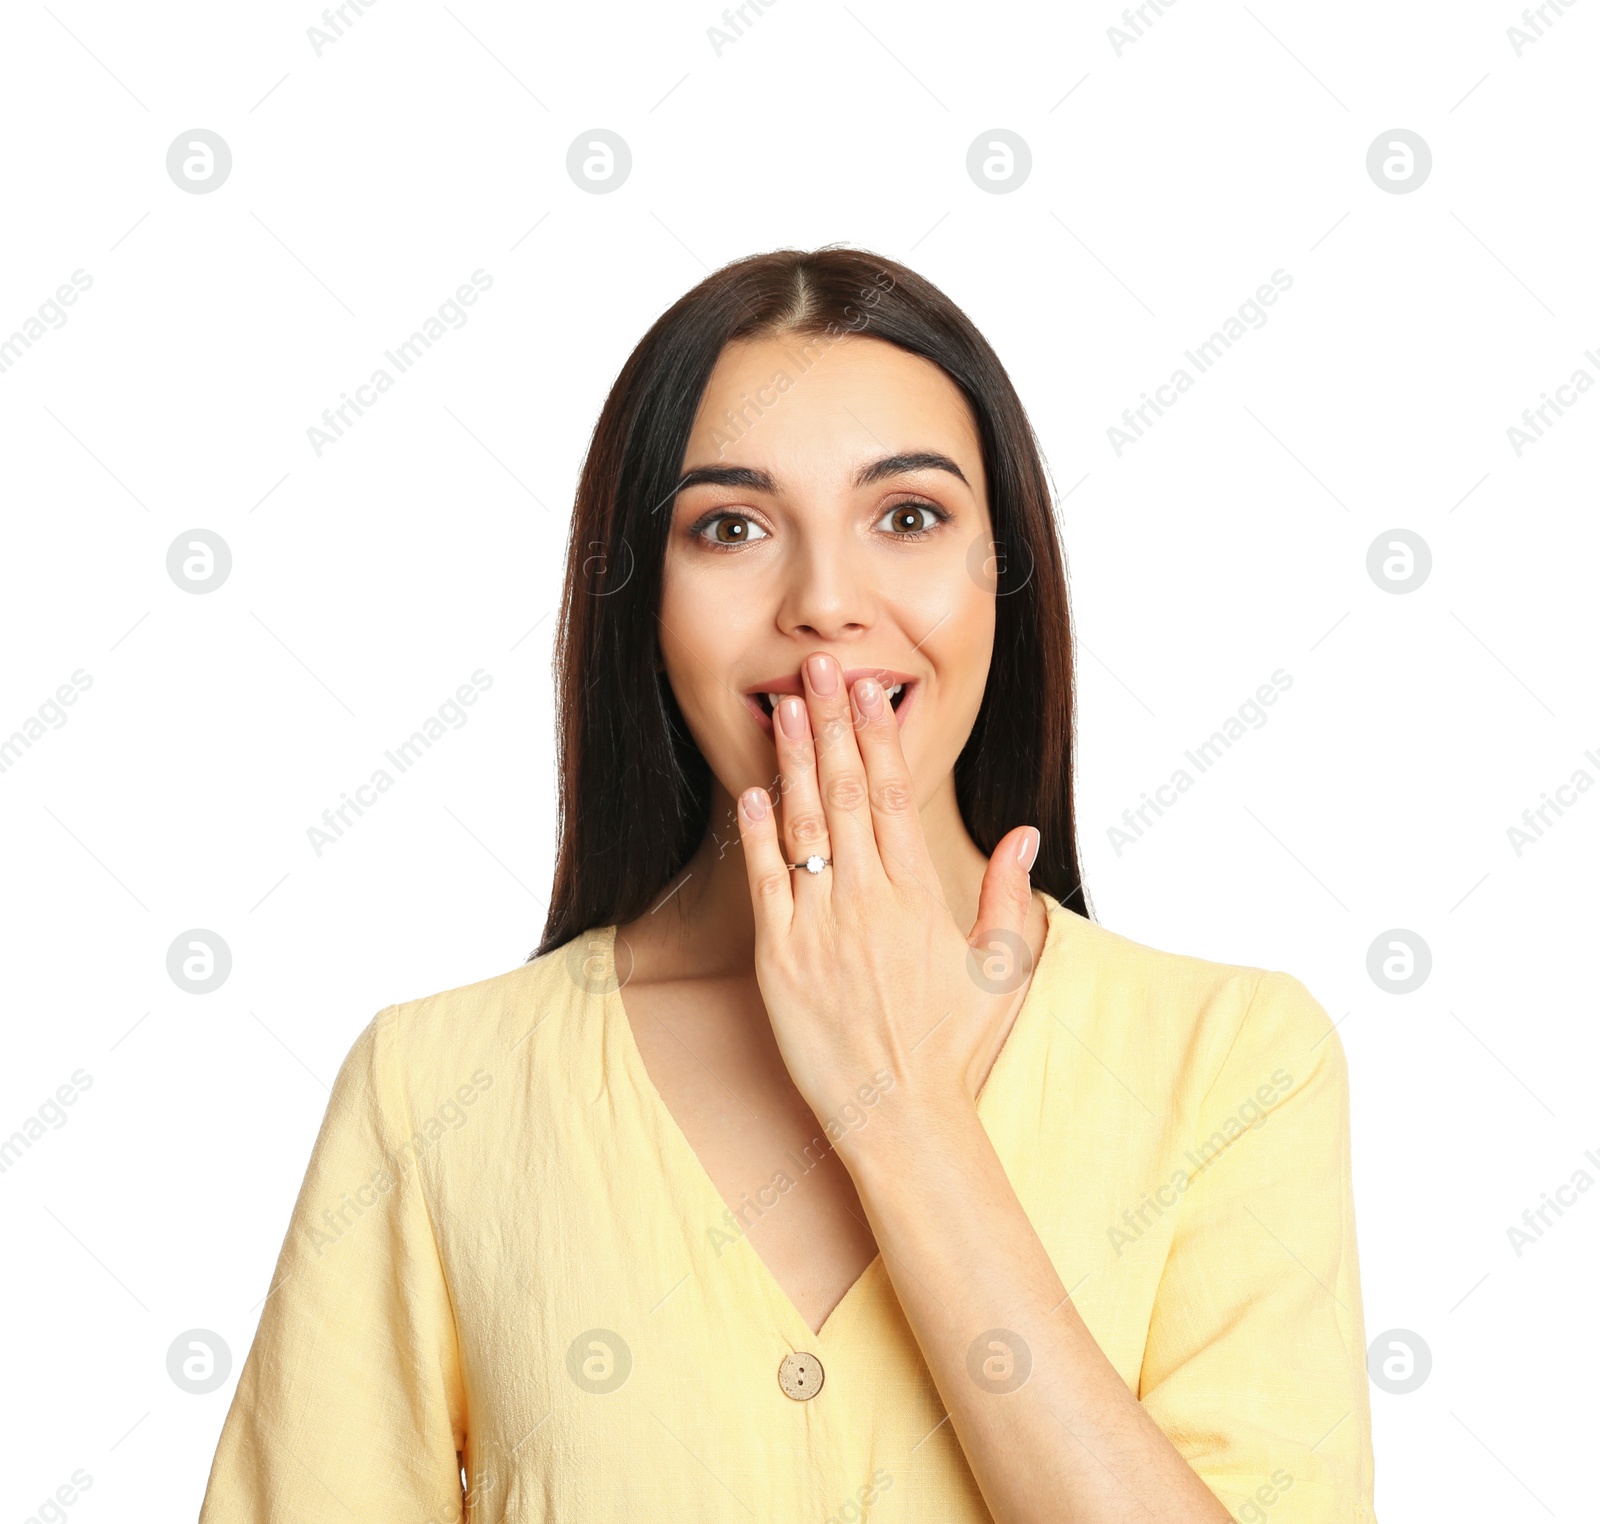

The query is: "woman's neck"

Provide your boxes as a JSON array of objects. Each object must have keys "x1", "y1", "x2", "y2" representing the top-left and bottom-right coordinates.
[{"x1": 619, "y1": 774, "x2": 993, "y2": 980}]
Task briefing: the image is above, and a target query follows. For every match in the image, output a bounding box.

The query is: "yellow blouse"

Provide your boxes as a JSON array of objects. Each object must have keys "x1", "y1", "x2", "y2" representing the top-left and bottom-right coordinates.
[{"x1": 198, "y1": 895, "x2": 1377, "y2": 1522}]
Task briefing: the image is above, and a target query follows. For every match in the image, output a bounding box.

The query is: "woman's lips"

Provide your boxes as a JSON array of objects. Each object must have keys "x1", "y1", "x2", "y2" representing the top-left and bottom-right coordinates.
[{"x1": 742, "y1": 674, "x2": 918, "y2": 737}]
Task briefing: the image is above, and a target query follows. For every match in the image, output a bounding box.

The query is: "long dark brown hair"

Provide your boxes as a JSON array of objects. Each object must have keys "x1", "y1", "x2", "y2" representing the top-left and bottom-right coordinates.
[{"x1": 533, "y1": 247, "x2": 1089, "y2": 958}]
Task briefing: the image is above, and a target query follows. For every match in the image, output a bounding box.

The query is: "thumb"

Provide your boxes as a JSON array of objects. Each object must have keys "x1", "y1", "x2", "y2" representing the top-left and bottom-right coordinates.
[{"x1": 969, "y1": 825, "x2": 1039, "y2": 963}]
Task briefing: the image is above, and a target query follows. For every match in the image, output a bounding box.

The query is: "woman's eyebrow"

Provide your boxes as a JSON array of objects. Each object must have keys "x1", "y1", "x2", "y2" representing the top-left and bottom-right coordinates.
[
  {"x1": 676, "y1": 463, "x2": 773, "y2": 493},
  {"x1": 675, "y1": 450, "x2": 969, "y2": 496},
  {"x1": 854, "y1": 450, "x2": 970, "y2": 489}
]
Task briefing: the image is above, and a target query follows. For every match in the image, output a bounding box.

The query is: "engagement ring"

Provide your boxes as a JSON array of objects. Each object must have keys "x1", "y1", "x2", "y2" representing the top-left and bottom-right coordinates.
[{"x1": 787, "y1": 855, "x2": 831, "y2": 874}]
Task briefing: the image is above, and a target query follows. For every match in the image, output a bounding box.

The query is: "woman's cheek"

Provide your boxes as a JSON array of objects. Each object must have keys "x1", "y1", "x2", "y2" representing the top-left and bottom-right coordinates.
[{"x1": 658, "y1": 618, "x2": 764, "y2": 792}]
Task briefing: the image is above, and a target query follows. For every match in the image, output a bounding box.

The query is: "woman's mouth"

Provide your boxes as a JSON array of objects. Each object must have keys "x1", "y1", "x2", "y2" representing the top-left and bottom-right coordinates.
[
  {"x1": 744, "y1": 673, "x2": 917, "y2": 736},
  {"x1": 753, "y1": 683, "x2": 905, "y2": 718}
]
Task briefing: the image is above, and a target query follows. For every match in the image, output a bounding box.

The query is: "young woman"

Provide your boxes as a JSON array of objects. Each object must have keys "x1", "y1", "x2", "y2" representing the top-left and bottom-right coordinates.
[{"x1": 199, "y1": 249, "x2": 1376, "y2": 1522}]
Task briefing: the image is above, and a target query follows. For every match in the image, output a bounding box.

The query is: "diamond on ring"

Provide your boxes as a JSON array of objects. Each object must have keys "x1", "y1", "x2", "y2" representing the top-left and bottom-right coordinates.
[{"x1": 790, "y1": 854, "x2": 830, "y2": 874}]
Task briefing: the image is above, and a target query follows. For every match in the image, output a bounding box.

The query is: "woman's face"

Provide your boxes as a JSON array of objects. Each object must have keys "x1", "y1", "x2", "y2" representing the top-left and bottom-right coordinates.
[{"x1": 659, "y1": 331, "x2": 996, "y2": 816}]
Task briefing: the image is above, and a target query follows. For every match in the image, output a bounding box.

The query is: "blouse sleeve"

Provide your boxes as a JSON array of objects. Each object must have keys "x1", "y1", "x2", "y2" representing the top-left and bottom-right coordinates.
[
  {"x1": 1138, "y1": 971, "x2": 1378, "y2": 1523},
  {"x1": 198, "y1": 1006, "x2": 468, "y2": 1523}
]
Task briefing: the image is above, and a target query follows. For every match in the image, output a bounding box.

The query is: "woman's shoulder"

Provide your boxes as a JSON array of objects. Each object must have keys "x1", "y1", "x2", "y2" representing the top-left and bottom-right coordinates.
[
  {"x1": 1038, "y1": 897, "x2": 1345, "y2": 1087},
  {"x1": 357, "y1": 929, "x2": 612, "y2": 1076}
]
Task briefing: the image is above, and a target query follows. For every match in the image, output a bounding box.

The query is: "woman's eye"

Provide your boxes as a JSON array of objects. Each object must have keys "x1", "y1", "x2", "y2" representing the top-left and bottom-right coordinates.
[
  {"x1": 695, "y1": 513, "x2": 768, "y2": 546},
  {"x1": 875, "y1": 502, "x2": 943, "y2": 535}
]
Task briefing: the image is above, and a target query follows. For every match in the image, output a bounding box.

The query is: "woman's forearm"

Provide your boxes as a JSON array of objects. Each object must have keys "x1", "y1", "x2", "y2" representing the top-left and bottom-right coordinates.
[{"x1": 840, "y1": 1089, "x2": 1232, "y2": 1524}]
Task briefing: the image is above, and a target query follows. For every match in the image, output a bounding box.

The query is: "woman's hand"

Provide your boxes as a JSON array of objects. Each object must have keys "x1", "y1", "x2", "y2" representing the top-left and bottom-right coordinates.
[{"x1": 735, "y1": 651, "x2": 1041, "y2": 1153}]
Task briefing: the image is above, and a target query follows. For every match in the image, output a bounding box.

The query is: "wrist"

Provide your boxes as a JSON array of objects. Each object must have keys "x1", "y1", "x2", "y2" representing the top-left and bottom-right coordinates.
[{"x1": 829, "y1": 1070, "x2": 980, "y2": 1177}]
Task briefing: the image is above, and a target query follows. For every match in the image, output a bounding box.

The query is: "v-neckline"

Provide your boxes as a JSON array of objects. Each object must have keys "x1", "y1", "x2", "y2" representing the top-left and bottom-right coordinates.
[{"x1": 600, "y1": 894, "x2": 1064, "y2": 1347}]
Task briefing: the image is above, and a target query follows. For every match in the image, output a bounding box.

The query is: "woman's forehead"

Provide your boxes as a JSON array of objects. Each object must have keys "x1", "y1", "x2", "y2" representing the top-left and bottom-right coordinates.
[{"x1": 684, "y1": 333, "x2": 984, "y2": 491}]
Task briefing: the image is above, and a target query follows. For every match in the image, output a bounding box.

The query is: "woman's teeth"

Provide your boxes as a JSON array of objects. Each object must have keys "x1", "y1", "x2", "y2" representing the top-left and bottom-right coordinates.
[{"x1": 759, "y1": 683, "x2": 905, "y2": 717}]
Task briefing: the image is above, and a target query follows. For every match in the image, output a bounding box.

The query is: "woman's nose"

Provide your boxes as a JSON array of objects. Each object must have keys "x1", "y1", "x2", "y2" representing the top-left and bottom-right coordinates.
[{"x1": 777, "y1": 544, "x2": 874, "y2": 642}]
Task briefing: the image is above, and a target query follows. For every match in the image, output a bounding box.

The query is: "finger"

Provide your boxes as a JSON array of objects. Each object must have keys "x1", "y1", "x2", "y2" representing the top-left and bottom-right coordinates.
[
  {"x1": 801, "y1": 653, "x2": 878, "y2": 881},
  {"x1": 969, "y1": 824, "x2": 1040, "y2": 976},
  {"x1": 772, "y1": 694, "x2": 831, "y2": 876},
  {"x1": 738, "y1": 785, "x2": 794, "y2": 934},
  {"x1": 849, "y1": 674, "x2": 939, "y2": 890}
]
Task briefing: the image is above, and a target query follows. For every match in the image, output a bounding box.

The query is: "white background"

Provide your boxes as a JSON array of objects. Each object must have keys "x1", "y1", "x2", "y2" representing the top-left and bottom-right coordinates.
[{"x1": 1, "y1": 1, "x2": 1596, "y2": 1519}]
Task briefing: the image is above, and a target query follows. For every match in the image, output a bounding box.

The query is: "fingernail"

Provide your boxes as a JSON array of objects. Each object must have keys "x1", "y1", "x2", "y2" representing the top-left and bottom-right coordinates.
[
  {"x1": 806, "y1": 654, "x2": 838, "y2": 695},
  {"x1": 742, "y1": 787, "x2": 768, "y2": 822},
  {"x1": 779, "y1": 697, "x2": 809, "y2": 740},
  {"x1": 855, "y1": 678, "x2": 883, "y2": 717},
  {"x1": 1017, "y1": 827, "x2": 1040, "y2": 872}
]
